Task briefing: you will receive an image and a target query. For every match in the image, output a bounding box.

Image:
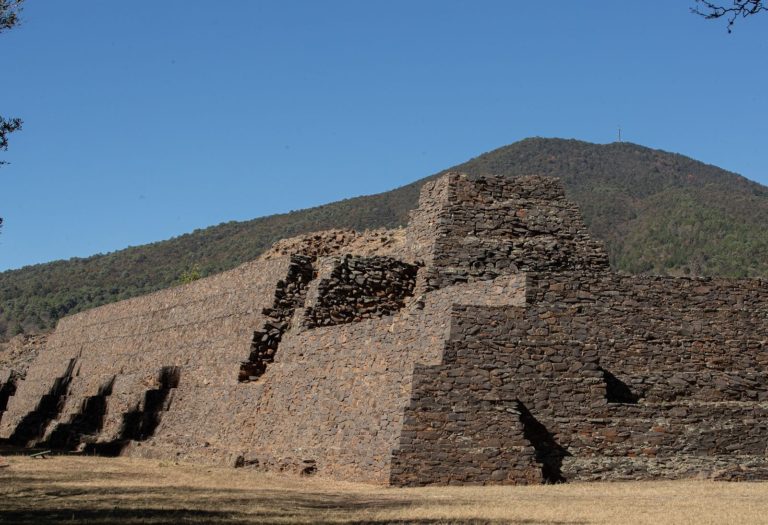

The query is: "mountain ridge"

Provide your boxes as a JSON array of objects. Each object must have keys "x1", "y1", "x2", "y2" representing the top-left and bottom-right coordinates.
[{"x1": 1, "y1": 137, "x2": 767, "y2": 339}]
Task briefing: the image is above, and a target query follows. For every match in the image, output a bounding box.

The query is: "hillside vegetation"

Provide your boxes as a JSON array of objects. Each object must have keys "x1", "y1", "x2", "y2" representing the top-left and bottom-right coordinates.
[{"x1": 1, "y1": 138, "x2": 767, "y2": 339}]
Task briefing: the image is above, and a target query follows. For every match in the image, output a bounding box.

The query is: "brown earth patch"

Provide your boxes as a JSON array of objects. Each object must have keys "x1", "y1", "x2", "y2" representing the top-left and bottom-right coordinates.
[{"x1": 1, "y1": 455, "x2": 767, "y2": 524}]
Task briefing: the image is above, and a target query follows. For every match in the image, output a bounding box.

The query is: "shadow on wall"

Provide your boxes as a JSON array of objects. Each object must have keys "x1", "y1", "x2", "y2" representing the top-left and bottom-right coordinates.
[
  {"x1": 0, "y1": 374, "x2": 19, "y2": 425},
  {"x1": 44, "y1": 377, "x2": 116, "y2": 451},
  {"x1": 516, "y1": 401, "x2": 570, "y2": 483},
  {"x1": 239, "y1": 255, "x2": 315, "y2": 383},
  {"x1": 601, "y1": 368, "x2": 640, "y2": 404},
  {"x1": 85, "y1": 366, "x2": 180, "y2": 457},
  {"x1": 7, "y1": 359, "x2": 78, "y2": 447}
]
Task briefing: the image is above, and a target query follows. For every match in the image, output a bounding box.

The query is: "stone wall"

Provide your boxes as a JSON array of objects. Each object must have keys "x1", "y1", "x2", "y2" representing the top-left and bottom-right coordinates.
[
  {"x1": 526, "y1": 273, "x2": 768, "y2": 403},
  {"x1": 2, "y1": 172, "x2": 766, "y2": 486},
  {"x1": 239, "y1": 255, "x2": 315, "y2": 382},
  {"x1": 0, "y1": 236, "x2": 526, "y2": 483},
  {"x1": 265, "y1": 229, "x2": 406, "y2": 260},
  {"x1": 0, "y1": 334, "x2": 47, "y2": 380},
  {"x1": 304, "y1": 255, "x2": 418, "y2": 328},
  {"x1": 0, "y1": 334, "x2": 47, "y2": 426},
  {"x1": 0, "y1": 256, "x2": 295, "y2": 449},
  {"x1": 408, "y1": 173, "x2": 609, "y2": 291},
  {"x1": 261, "y1": 274, "x2": 526, "y2": 482},
  {"x1": 391, "y1": 270, "x2": 768, "y2": 485},
  {"x1": 129, "y1": 273, "x2": 527, "y2": 483}
]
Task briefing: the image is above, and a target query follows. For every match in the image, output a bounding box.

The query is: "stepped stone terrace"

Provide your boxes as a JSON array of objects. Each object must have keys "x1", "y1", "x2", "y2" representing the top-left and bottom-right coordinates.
[{"x1": 2, "y1": 173, "x2": 767, "y2": 485}]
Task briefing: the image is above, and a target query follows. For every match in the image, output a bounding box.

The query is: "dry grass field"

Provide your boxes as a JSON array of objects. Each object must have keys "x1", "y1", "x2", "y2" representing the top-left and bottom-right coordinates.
[{"x1": 2, "y1": 455, "x2": 768, "y2": 524}]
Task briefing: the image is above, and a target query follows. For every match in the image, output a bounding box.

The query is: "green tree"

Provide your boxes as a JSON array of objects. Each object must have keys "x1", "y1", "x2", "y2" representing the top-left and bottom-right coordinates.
[
  {"x1": 178, "y1": 266, "x2": 202, "y2": 285},
  {"x1": 11, "y1": 321, "x2": 24, "y2": 336}
]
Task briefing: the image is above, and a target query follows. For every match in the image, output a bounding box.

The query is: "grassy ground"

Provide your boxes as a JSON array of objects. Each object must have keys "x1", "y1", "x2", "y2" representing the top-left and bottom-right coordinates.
[{"x1": 1, "y1": 455, "x2": 768, "y2": 524}]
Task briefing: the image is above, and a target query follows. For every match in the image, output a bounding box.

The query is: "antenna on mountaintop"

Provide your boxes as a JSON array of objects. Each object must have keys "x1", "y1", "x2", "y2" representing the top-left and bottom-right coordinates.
[{"x1": 618, "y1": 126, "x2": 622, "y2": 142}]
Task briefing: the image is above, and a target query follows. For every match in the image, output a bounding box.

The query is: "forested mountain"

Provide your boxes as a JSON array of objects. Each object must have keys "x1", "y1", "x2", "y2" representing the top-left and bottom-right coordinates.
[{"x1": 2, "y1": 138, "x2": 767, "y2": 339}]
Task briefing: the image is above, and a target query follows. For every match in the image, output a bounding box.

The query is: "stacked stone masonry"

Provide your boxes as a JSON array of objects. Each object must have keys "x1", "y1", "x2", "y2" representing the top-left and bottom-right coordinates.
[
  {"x1": 1, "y1": 172, "x2": 766, "y2": 485},
  {"x1": 405, "y1": 174, "x2": 609, "y2": 292},
  {"x1": 0, "y1": 334, "x2": 47, "y2": 426},
  {"x1": 303, "y1": 255, "x2": 418, "y2": 328},
  {"x1": 239, "y1": 255, "x2": 314, "y2": 382}
]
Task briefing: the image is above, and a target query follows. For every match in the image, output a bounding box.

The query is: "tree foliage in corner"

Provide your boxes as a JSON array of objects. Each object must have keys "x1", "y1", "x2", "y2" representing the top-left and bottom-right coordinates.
[
  {"x1": 692, "y1": 0, "x2": 767, "y2": 31},
  {"x1": 0, "y1": 0, "x2": 23, "y2": 163},
  {"x1": 0, "y1": 117, "x2": 22, "y2": 160},
  {"x1": 0, "y1": 0, "x2": 22, "y2": 30},
  {"x1": 0, "y1": 0, "x2": 23, "y2": 237}
]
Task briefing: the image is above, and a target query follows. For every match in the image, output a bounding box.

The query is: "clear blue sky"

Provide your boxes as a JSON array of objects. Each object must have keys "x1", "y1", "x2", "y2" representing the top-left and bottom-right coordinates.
[{"x1": 1, "y1": 1, "x2": 766, "y2": 271}]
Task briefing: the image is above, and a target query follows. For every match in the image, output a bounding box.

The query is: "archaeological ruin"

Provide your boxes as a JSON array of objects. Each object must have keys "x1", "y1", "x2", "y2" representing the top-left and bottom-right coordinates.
[{"x1": 1, "y1": 172, "x2": 767, "y2": 485}]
